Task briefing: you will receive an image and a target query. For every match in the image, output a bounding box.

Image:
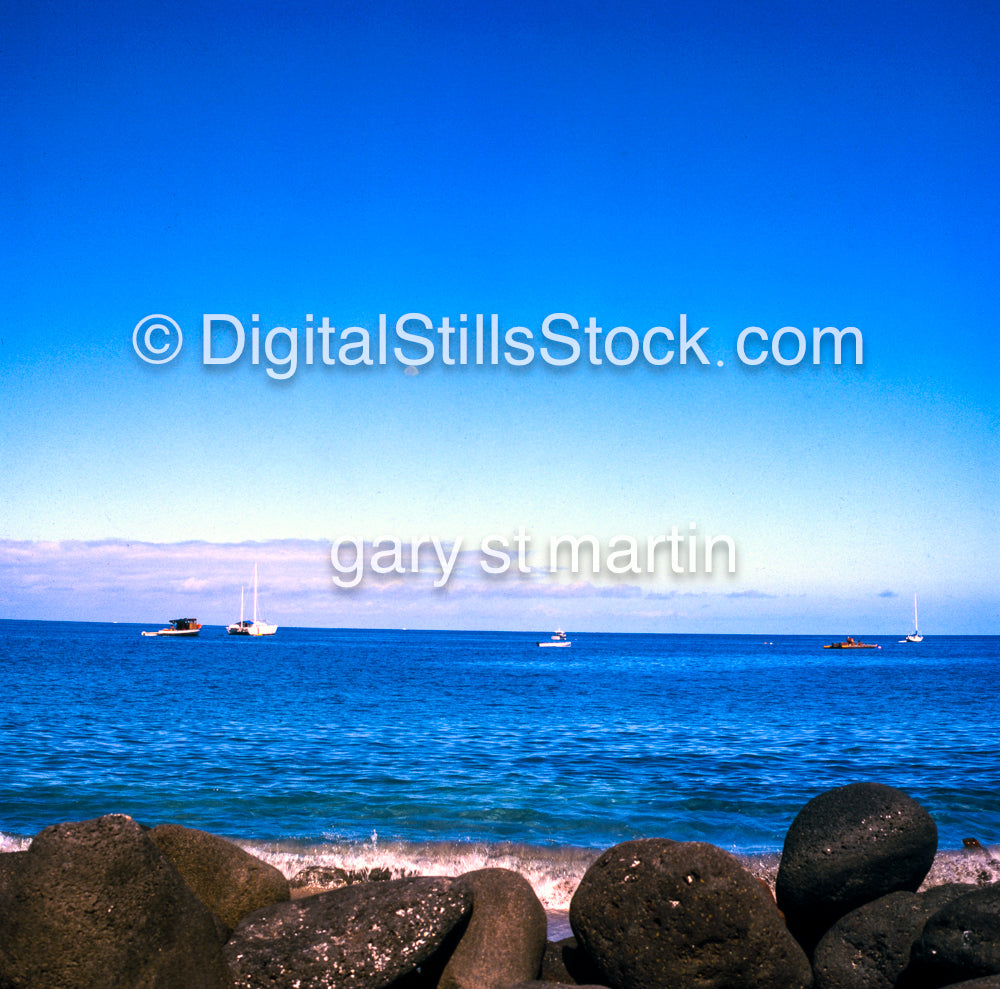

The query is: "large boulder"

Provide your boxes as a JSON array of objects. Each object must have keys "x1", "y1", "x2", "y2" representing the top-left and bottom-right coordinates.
[
  {"x1": 149, "y1": 823, "x2": 289, "y2": 929},
  {"x1": 776, "y1": 783, "x2": 938, "y2": 950},
  {"x1": 812, "y1": 890, "x2": 940, "y2": 989},
  {"x1": 908, "y1": 884, "x2": 1000, "y2": 987},
  {"x1": 224, "y1": 875, "x2": 472, "y2": 989},
  {"x1": 437, "y1": 868, "x2": 547, "y2": 989},
  {"x1": 569, "y1": 838, "x2": 812, "y2": 989},
  {"x1": 0, "y1": 814, "x2": 232, "y2": 989}
]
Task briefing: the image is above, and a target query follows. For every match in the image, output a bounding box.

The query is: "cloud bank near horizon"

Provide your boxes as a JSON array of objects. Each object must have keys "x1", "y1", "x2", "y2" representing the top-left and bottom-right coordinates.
[{"x1": 2, "y1": 537, "x2": 991, "y2": 635}]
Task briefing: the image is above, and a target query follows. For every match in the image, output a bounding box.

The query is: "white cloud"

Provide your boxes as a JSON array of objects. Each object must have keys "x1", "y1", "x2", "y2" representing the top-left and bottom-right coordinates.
[{"x1": 2, "y1": 538, "x2": 993, "y2": 633}]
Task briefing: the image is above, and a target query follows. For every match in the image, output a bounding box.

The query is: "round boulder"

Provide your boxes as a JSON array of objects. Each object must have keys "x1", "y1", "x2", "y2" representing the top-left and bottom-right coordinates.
[
  {"x1": 437, "y1": 868, "x2": 547, "y2": 989},
  {"x1": 149, "y1": 822, "x2": 290, "y2": 929},
  {"x1": 909, "y1": 884, "x2": 1000, "y2": 986},
  {"x1": 569, "y1": 838, "x2": 813, "y2": 989},
  {"x1": 775, "y1": 782, "x2": 938, "y2": 950},
  {"x1": 0, "y1": 814, "x2": 231, "y2": 989},
  {"x1": 812, "y1": 890, "x2": 938, "y2": 989}
]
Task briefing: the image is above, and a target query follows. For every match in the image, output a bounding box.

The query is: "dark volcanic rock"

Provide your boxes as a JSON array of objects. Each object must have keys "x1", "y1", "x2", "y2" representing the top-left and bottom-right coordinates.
[
  {"x1": 290, "y1": 865, "x2": 354, "y2": 890},
  {"x1": 437, "y1": 868, "x2": 547, "y2": 989},
  {"x1": 539, "y1": 937, "x2": 606, "y2": 986},
  {"x1": 289, "y1": 864, "x2": 395, "y2": 890},
  {"x1": 149, "y1": 822, "x2": 290, "y2": 929},
  {"x1": 776, "y1": 782, "x2": 938, "y2": 950},
  {"x1": 569, "y1": 838, "x2": 813, "y2": 989},
  {"x1": 0, "y1": 814, "x2": 232, "y2": 989},
  {"x1": 812, "y1": 890, "x2": 937, "y2": 989},
  {"x1": 909, "y1": 884, "x2": 1000, "y2": 986},
  {"x1": 921, "y1": 883, "x2": 983, "y2": 911},
  {"x1": 224, "y1": 875, "x2": 472, "y2": 989}
]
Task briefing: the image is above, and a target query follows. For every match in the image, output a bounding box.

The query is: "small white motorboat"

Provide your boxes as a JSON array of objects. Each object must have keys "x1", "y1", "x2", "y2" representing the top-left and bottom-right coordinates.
[{"x1": 537, "y1": 629, "x2": 571, "y2": 648}]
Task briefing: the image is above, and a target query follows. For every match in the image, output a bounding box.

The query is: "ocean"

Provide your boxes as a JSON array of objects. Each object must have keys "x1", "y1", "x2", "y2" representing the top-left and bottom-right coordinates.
[{"x1": 2, "y1": 621, "x2": 997, "y2": 914}]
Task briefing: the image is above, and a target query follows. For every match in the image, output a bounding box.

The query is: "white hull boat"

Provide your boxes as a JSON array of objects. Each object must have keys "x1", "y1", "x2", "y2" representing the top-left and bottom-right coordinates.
[
  {"x1": 901, "y1": 594, "x2": 923, "y2": 643},
  {"x1": 538, "y1": 628, "x2": 570, "y2": 647},
  {"x1": 227, "y1": 564, "x2": 277, "y2": 637}
]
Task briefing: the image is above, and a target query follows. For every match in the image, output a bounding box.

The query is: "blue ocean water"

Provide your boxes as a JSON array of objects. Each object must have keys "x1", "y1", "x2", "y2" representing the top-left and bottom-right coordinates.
[{"x1": 1, "y1": 621, "x2": 997, "y2": 907}]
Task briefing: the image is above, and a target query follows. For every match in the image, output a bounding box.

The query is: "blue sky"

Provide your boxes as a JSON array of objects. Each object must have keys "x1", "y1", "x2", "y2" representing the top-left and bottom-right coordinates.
[{"x1": 2, "y1": 0, "x2": 997, "y2": 632}]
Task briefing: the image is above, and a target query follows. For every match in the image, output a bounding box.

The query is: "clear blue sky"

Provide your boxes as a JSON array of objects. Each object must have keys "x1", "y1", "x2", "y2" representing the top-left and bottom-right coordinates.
[{"x1": 2, "y1": 0, "x2": 997, "y2": 632}]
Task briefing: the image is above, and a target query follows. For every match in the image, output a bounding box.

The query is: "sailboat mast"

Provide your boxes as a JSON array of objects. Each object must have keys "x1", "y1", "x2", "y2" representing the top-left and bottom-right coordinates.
[
  {"x1": 914, "y1": 593, "x2": 919, "y2": 631},
  {"x1": 253, "y1": 563, "x2": 259, "y2": 623}
]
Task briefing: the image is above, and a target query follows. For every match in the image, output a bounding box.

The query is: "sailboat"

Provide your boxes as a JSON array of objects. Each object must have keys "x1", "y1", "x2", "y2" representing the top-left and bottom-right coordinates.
[
  {"x1": 901, "y1": 594, "x2": 923, "y2": 643},
  {"x1": 227, "y1": 564, "x2": 277, "y2": 636}
]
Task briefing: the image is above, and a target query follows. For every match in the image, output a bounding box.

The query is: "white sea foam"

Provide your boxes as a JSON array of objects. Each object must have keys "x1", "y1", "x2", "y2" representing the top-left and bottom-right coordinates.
[
  {"x1": 237, "y1": 836, "x2": 602, "y2": 911},
  {"x1": 5, "y1": 825, "x2": 997, "y2": 917},
  {"x1": 0, "y1": 833, "x2": 31, "y2": 853},
  {"x1": 235, "y1": 837, "x2": 1000, "y2": 913}
]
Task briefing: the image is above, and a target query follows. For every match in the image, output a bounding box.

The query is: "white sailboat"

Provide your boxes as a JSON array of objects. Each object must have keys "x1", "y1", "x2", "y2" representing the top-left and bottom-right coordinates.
[
  {"x1": 901, "y1": 593, "x2": 923, "y2": 643},
  {"x1": 227, "y1": 564, "x2": 277, "y2": 636}
]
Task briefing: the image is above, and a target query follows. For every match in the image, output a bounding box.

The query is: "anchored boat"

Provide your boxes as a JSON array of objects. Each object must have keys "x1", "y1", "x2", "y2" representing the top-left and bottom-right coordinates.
[
  {"x1": 901, "y1": 594, "x2": 923, "y2": 643},
  {"x1": 141, "y1": 618, "x2": 201, "y2": 637},
  {"x1": 227, "y1": 563, "x2": 277, "y2": 637},
  {"x1": 537, "y1": 629, "x2": 571, "y2": 648}
]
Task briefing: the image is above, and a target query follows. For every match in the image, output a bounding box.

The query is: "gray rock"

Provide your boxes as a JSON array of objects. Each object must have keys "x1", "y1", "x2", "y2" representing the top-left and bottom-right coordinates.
[
  {"x1": 0, "y1": 814, "x2": 232, "y2": 989},
  {"x1": 812, "y1": 890, "x2": 935, "y2": 989},
  {"x1": 149, "y1": 822, "x2": 290, "y2": 930},
  {"x1": 776, "y1": 782, "x2": 938, "y2": 950},
  {"x1": 569, "y1": 838, "x2": 813, "y2": 989},
  {"x1": 224, "y1": 875, "x2": 472, "y2": 989},
  {"x1": 437, "y1": 868, "x2": 547, "y2": 989},
  {"x1": 910, "y1": 884, "x2": 1000, "y2": 986}
]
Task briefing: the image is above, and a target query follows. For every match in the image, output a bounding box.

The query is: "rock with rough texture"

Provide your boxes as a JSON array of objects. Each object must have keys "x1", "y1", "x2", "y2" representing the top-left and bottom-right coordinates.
[
  {"x1": 0, "y1": 814, "x2": 232, "y2": 989},
  {"x1": 289, "y1": 865, "x2": 395, "y2": 892},
  {"x1": 149, "y1": 822, "x2": 289, "y2": 929},
  {"x1": 569, "y1": 838, "x2": 813, "y2": 989},
  {"x1": 437, "y1": 868, "x2": 547, "y2": 989},
  {"x1": 224, "y1": 875, "x2": 472, "y2": 989},
  {"x1": 0, "y1": 851, "x2": 27, "y2": 894},
  {"x1": 909, "y1": 884, "x2": 1000, "y2": 986},
  {"x1": 776, "y1": 782, "x2": 938, "y2": 950},
  {"x1": 812, "y1": 890, "x2": 938, "y2": 989},
  {"x1": 539, "y1": 937, "x2": 606, "y2": 986}
]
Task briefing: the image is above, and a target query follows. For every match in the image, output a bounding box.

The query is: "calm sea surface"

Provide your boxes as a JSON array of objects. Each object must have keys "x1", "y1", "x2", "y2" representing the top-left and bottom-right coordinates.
[{"x1": 2, "y1": 621, "x2": 997, "y2": 906}]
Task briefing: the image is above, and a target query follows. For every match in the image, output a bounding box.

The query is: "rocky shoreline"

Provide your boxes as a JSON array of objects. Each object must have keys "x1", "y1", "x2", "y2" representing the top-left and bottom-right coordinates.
[{"x1": 1, "y1": 782, "x2": 998, "y2": 988}]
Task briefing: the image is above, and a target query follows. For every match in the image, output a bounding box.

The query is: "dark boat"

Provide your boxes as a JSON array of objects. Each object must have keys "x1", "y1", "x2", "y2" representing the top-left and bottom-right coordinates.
[{"x1": 141, "y1": 618, "x2": 202, "y2": 637}]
